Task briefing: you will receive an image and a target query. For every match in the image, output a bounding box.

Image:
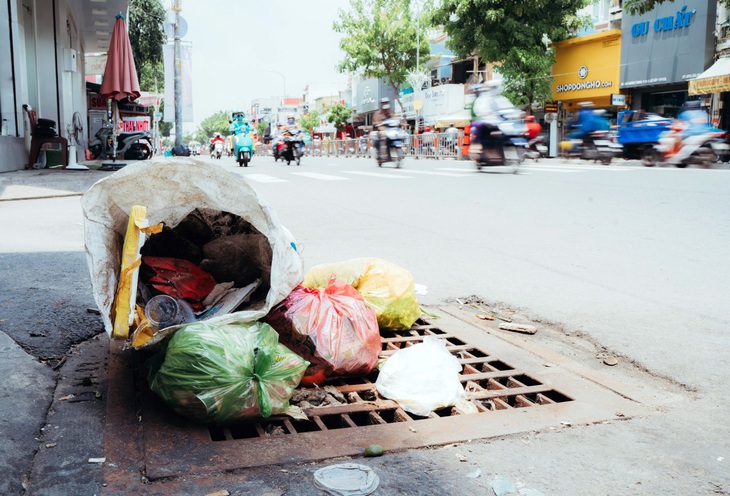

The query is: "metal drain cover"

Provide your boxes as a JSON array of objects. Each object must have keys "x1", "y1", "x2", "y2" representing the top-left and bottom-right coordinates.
[{"x1": 105, "y1": 311, "x2": 645, "y2": 481}]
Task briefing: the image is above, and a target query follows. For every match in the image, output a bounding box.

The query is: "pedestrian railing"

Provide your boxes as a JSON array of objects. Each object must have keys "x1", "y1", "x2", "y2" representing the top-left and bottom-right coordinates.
[{"x1": 307, "y1": 132, "x2": 464, "y2": 160}]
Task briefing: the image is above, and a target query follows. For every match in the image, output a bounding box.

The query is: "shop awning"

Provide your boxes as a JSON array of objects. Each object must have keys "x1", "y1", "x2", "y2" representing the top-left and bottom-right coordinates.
[{"x1": 689, "y1": 57, "x2": 730, "y2": 95}]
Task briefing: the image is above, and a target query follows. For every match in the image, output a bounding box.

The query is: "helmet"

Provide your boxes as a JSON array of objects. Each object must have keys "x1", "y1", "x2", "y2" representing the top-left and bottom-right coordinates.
[
  {"x1": 525, "y1": 115, "x2": 535, "y2": 122},
  {"x1": 380, "y1": 97, "x2": 391, "y2": 109},
  {"x1": 232, "y1": 110, "x2": 245, "y2": 121}
]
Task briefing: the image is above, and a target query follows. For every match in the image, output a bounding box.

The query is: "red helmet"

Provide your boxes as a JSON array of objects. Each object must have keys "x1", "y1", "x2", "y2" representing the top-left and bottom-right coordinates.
[{"x1": 526, "y1": 115, "x2": 535, "y2": 122}]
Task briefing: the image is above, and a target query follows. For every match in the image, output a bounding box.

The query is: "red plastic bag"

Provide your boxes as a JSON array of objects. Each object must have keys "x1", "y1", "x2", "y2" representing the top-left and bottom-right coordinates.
[
  {"x1": 264, "y1": 276, "x2": 380, "y2": 379},
  {"x1": 141, "y1": 256, "x2": 217, "y2": 311}
]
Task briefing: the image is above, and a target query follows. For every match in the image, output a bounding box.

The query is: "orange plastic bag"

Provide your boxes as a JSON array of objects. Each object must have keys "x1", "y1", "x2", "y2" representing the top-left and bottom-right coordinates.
[{"x1": 264, "y1": 276, "x2": 380, "y2": 379}]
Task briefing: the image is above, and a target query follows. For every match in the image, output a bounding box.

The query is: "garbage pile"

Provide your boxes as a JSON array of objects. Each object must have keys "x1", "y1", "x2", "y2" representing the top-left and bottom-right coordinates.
[{"x1": 82, "y1": 160, "x2": 472, "y2": 425}]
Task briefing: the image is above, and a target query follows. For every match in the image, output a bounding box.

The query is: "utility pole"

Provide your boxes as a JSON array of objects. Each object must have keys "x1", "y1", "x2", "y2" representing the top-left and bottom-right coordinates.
[{"x1": 173, "y1": 0, "x2": 182, "y2": 147}]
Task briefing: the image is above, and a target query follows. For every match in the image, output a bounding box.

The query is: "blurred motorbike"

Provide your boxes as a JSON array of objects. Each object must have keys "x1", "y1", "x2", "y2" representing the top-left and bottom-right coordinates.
[
  {"x1": 560, "y1": 130, "x2": 623, "y2": 165},
  {"x1": 279, "y1": 130, "x2": 304, "y2": 165},
  {"x1": 373, "y1": 117, "x2": 406, "y2": 167},
  {"x1": 643, "y1": 128, "x2": 726, "y2": 168},
  {"x1": 233, "y1": 131, "x2": 254, "y2": 167}
]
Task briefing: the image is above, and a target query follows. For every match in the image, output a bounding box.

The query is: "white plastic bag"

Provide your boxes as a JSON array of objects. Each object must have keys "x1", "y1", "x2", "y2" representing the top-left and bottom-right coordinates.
[
  {"x1": 375, "y1": 336, "x2": 466, "y2": 417},
  {"x1": 81, "y1": 158, "x2": 303, "y2": 339}
]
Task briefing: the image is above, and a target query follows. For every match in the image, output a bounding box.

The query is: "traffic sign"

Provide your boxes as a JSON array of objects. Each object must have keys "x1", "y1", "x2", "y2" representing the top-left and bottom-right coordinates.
[{"x1": 414, "y1": 99, "x2": 423, "y2": 111}]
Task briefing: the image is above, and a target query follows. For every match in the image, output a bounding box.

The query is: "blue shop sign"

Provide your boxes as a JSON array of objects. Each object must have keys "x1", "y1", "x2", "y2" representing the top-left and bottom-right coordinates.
[{"x1": 631, "y1": 5, "x2": 696, "y2": 37}]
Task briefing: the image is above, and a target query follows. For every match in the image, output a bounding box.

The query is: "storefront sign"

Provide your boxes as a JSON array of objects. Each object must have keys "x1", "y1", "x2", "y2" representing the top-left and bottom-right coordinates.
[
  {"x1": 122, "y1": 117, "x2": 150, "y2": 133},
  {"x1": 611, "y1": 94, "x2": 626, "y2": 106},
  {"x1": 620, "y1": 0, "x2": 716, "y2": 88},
  {"x1": 85, "y1": 54, "x2": 108, "y2": 76},
  {"x1": 551, "y1": 31, "x2": 621, "y2": 101}
]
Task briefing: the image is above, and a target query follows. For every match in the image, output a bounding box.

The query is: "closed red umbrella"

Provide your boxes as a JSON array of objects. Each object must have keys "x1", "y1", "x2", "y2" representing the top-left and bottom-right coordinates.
[{"x1": 100, "y1": 13, "x2": 140, "y2": 101}]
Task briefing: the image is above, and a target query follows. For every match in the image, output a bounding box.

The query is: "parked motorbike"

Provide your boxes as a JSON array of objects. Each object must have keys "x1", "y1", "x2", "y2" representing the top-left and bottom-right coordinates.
[
  {"x1": 279, "y1": 130, "x2": 303, "y2": 165},
  {"x1": 88, "y1": 123, "x2": 152, "y2": 160},
  {"x1": 560, "y1": 130, "x2": 622, "y2": 165},
  {"x1": 373, "y1": 117, "x2": 406, "y2": 167},
  {"x1": 643, "y1": 129, "x2": 726, "y2": 168},
  {"x1": 233, "y1": 131, "x2": 254, "y2": 167}
]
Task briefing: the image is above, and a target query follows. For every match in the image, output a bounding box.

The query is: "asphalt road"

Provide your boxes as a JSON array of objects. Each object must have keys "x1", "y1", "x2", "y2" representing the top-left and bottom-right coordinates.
[{"x1": 1, "y1": 154, "x2": 728, "y2": 495}]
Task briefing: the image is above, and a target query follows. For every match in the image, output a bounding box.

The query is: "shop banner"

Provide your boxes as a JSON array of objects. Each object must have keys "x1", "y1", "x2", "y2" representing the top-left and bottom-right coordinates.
[
  {"x1": 620, "y1": 0, "x2": 716, "y2": 88},
  {"x1": 85, "y1": 54, "x2": 108, "y2": 76},
  {"x1": 121, "y1": 117, "x2": 151, "y2": 133},
  {"x1": 163, "y1": 43, "x2": 194, "y2": 122}
]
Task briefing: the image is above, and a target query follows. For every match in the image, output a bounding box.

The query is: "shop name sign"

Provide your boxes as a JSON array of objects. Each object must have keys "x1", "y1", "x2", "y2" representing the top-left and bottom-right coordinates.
[
  {"x1": 556, "y1": 80, "x2": 613, "y2": 93},
  {"x1": 631, "y1": 5, "x2": 696, "y2": 37}
]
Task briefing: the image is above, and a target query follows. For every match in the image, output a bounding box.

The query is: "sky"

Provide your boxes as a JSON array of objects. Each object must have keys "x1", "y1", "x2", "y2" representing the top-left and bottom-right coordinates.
[{"x1": 167, "y1": 0, "x2": 349, "y2": 128}]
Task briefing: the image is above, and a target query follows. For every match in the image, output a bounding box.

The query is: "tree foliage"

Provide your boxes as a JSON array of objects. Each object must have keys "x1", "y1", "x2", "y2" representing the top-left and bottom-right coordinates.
[
  {"x1": 128, "y1": 0, "x2": 166, "y2": 84},
  {"x1": 334, "y1": 0, "x2": 431, "y2": 108},
  {"x1": 624, "y1": 0, "x2": 730, "y2": 15},
  {"x1": 432, "y1": 0, "x2": 589, "y2": 109},
  {"x1": 193, "y1": 111, "x2": 231, "y2": 144},
  {"x1": 255, "y1": 120, "x2": 269, "y2": 140},
  {"x1": 326, "y1": 103, "x2": 353, "y2": 133},
  {"x1": 299, "y1": 110, "x2": 321, "y2": 135}
]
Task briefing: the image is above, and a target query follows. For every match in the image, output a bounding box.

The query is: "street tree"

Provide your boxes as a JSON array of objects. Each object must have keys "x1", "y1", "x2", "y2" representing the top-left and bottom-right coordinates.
[
  {"x1": 326, "y1": 103, "x2": 353, "y2": 136},
  {"x1": 334, "y1": 0, "x2": 431, "y2": 111},
  {"x1": 624, "y1": 0, "x2": 730, "y2": 14},
  {"x1": 299, "y1": 110, "x2": 321, "y2": 136},
  {"x1": 129, "y1": 0, "x2": 166, "y2": 86},
  {"x1": 193, "y1": 111, "x2": 231, "y2": 144},
  {"x1": 255, "y1": 120, "x2": 269, "y2": 140},
  {"x1": 432, "y1": 0, "x2": 588, "y2": 112}
]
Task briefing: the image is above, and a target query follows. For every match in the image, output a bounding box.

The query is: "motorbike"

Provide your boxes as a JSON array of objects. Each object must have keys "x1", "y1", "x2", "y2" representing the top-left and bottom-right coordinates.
[
  {"x1": 560, "y1": 130, "x2": 623, "y2": 165},
  {"x1": 373, "y1": 117, "x2": 406, "y2": 167},
  {"x1": 523, "y1": 135, "x2": 549, "y2": 161},
  {"x1": 211, "y1": 141, "x2": 224, "y2": 159},
  {"x1": 233, "y1": 131, "x2": 254, "y2": 167},
  {"x1": 643, "y1": 128, "x2": 726, "y2": 168},
  {"x1": 469, "y1": 119, "x2": 527, "y2": 173},
  {"x1": 88, "y1": 122, "x2": 152, "y2": 160},
  {"x1": 279, "y1": 130, "x2": 303, "y2": 165}
]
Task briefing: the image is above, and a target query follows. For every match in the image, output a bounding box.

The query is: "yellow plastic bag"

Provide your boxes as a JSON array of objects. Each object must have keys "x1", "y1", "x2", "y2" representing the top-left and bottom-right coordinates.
[{"x1": 303, "y1": 257, "x2": 421, "y2": 331}]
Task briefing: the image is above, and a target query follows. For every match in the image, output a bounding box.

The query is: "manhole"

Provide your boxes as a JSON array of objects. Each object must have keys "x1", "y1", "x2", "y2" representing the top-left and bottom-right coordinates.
[{"x1": 105, "y1": 311, "x2": 644, "y2": 481}]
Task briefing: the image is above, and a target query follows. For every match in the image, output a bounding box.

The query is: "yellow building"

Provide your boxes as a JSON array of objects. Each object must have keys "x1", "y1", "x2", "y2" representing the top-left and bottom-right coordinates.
[{"x1": 552, "y1": 30, "x2": 624, "y2": 113}]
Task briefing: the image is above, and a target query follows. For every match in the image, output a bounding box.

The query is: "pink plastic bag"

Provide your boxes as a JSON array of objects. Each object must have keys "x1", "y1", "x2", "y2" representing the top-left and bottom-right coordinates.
[{"x1": 264, "y1": 276, "x2": 380, "y2": 379}]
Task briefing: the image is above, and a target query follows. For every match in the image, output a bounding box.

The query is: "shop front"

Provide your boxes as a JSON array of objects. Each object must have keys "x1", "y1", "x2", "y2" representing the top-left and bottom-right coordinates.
[
  {"x1": 552, "y1": 30, "x2": 623, "y2": 134},
  {"x1": 619, "y1": 0, "x2": 717, "y2": 117},
  {"x1": 353, "y1": 78, "x2": 396, "y2": 128},
  {"x1": 689, "y1": 56, "x2": 730, "y2": 129}
]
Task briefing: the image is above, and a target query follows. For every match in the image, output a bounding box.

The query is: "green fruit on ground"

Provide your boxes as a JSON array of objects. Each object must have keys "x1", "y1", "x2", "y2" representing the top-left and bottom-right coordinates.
[{"x1": 364, "y1": 444, "x2": 384, "y2": 457}]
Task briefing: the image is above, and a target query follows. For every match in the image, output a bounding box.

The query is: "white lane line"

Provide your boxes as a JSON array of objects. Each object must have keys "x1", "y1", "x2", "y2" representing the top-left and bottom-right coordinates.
[
  {"x1": 394, "y1": 169, "x2": 467, "y2": 177},
  {"x1": 235, "y1": 173, "x2": 288, "y2": 183},
  {"x1": 342, "y1": 171, "x2": 413, "y2": 179},
  {"x1": 290, "y1": 172, "x2": 350, "y2": 181},
  {"x1": 525, "y1": 164, "x2": 635, "y2": 171}
]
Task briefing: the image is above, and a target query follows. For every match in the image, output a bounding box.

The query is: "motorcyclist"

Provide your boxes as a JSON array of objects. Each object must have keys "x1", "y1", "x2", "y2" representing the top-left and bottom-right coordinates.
[
  {"x1": 525, "y1": 116, "x2": 541, "y2": 139},
  {"x1": 229, "y1": 110, "x2": 252, "y2": 136},
  {"x1": 209, "y1": 132, "x2": 225, "y2": 156},
  {"x1": 567, "y1": 102, "x2": 609, "y2": 140},
  {"x1": 471, "y1": 80, "x2": 523, "y2": 158},
  {"x1": 372, "y1": 98, "x2": 395, "y2": 158},
  {"x1": 668, "y1": 100, "x2": 711, "y2": 164}
]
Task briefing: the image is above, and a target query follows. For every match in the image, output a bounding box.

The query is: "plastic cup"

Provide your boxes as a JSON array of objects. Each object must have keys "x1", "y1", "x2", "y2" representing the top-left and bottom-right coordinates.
[{"x1": 145, "y1": 295, "x2": 196, "y2": 328}]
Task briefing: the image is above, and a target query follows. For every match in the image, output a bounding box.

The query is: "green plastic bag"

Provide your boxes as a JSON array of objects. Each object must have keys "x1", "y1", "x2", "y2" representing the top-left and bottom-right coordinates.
[
  {"x1": 147, "y1": 321, "x2": 309, "y2": 423},
  {"x1": 303, "y1": 257, "x2": 421, "y2": 331}
]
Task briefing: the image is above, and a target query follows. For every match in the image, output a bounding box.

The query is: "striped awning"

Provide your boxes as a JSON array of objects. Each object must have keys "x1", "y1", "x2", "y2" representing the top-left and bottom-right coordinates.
[{"x1": 689, "y1": 57, "x2": 730, "y2": 95}]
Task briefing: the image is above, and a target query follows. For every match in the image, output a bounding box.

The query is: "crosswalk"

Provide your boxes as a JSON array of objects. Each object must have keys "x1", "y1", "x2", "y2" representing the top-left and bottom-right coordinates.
[{"x1": 228, "y1": 162, "x2": 679, "y2": 184}]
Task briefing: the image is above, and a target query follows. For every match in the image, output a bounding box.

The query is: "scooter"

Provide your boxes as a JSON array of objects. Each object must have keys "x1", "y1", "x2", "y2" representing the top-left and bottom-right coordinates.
[
  {"x1": 212, "y1": 141, "x2": 223, "y2": 159},
  {"x1": 469, "y1": 120, "x2": 527, "y2": 173},
  {"x1": 233, "y1": 131, "x2": 254, "y2": 167},
  {"x1": 373, "y1": 117, "x2": 406, "y2": 167},
  {"x1": 560, "y1": 130, "x2": 622, "y2": 165},
  {"x1": 279, "y1": 130, "x2": 303, "y2": 165},
  {"x1": 643, "y1": 129, "x2": 726, "y2": 168},
  {"x1": 88, "y1": 122, "x2": 152, "y2": 160},
  {"x1": 523, "y1": 135, "x2": 549, "y2": 161}
]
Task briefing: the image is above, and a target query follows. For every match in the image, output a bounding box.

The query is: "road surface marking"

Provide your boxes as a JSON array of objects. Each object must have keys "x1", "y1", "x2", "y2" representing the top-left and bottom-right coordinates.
[
  {"x1": 342, "y1": 171, "x2": 413, "y2": 179},
  {"x1": 394, "y1": 169, "x2": 467, "y2": 177},
  {"x1": 235, "y1": 173, "x2": 288, "y2": 183},
  {"x1": 290, "y1": 172, "x2": 349, "y2": 181}
]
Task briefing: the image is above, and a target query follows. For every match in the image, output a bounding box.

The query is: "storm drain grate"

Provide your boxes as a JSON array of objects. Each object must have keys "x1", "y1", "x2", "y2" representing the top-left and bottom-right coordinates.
[
  {"x1": 208, "y1": 321, "x2": 572, "y2": 443},
  {"x1": 131, "y1": 312, "x2": 642, "y2": 479}
]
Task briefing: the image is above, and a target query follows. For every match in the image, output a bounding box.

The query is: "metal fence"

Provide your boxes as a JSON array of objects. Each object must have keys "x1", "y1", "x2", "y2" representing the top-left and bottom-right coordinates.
[{"x1": 300, "y1": 132, "x2": 465, "y2": 159}]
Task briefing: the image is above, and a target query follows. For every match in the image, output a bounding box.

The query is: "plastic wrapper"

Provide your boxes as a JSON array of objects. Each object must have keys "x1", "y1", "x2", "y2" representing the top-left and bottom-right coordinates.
[
  {"x1": 147, "y1": 320, "x2": 309, "y2": 423},
  {"x1": 264, "y1": 276, "x2": 380, "y2": 378},
  {"x1": 375, "y1": 336, "x2": 466, "y2": 417},
  {"x1": 140, "y1": 256, "x2": 218, "y2": 311},
  {"x1": 303, "y1": 257, "x2": 421, "y2": 331}
]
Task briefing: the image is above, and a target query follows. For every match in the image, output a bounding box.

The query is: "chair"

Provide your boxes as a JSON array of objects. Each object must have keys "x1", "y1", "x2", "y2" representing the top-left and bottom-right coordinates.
[{"x1": 23, "y1": 104, "x2": 68, "y2": 169}]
